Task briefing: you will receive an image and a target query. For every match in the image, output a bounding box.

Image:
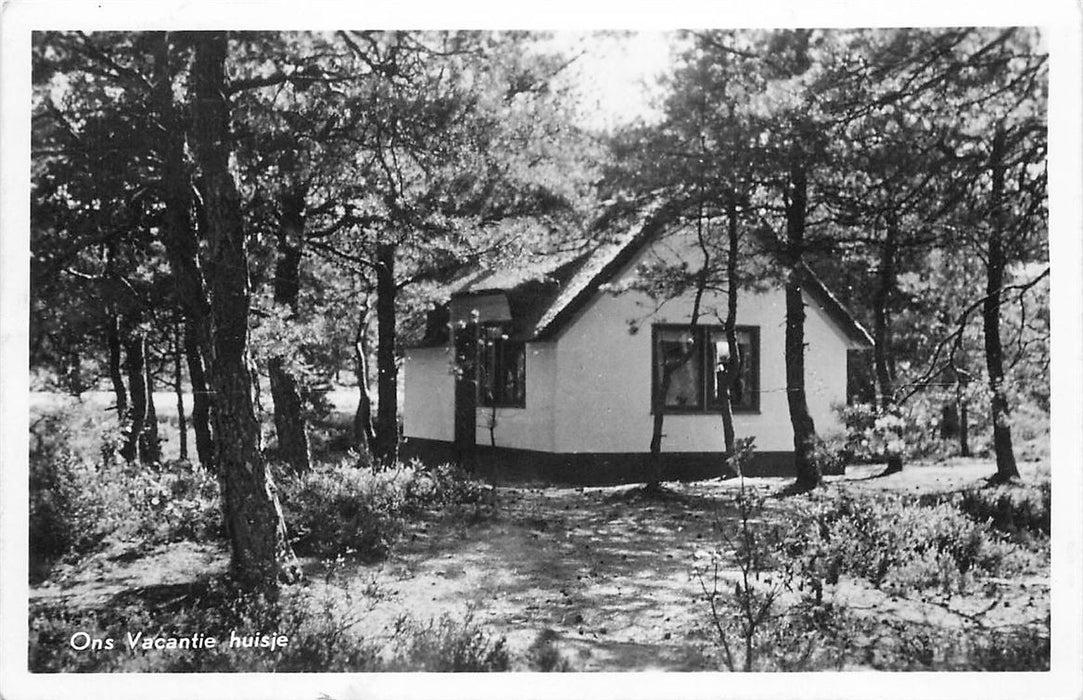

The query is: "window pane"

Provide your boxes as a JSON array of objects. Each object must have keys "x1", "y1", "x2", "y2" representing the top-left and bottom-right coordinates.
[
  {"x1": 478, "y1": 335, "x2": 497, "y2": 406},
  {"x1": 708, "y1": 328, "x2": 755, "y2": 410},
  {"x1": 657, "y1": 328, "x2": 702, "y2": 409},
  {"x1": 503, "y1": 342, "x2": 525, "y2": 405},
  {"x1": 478, "y1": 327, "x2": 526, "y2": 407}
]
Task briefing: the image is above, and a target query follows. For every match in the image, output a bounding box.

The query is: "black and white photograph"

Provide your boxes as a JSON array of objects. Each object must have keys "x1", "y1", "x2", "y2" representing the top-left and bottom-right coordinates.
[{"x1": 2, "y1": 2, "x2": 1081, "y2": 699}]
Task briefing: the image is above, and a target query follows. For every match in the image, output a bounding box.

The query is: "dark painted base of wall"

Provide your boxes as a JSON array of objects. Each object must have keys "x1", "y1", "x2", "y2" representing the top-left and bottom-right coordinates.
[{"x1": 400, "y1": 437, "x2": 798, "y2": 486}]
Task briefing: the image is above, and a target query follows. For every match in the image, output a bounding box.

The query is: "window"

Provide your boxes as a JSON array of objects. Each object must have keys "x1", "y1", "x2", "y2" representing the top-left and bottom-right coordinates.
[
  {"x1": 652, "y1": 325, "x2": 759, "y2": 413},
  {"x1": 846, "y1": 349, "x2": 875, "y2": 405},
  {"x1": 478, "y1": 325, "x2": 526, "y2": 408}
]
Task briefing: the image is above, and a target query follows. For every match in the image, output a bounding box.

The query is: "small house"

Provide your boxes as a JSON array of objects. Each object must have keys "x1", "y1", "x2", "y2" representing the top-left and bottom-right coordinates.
[{"x1": 402, "y1": 209, "x2": 873, "y2": 483}]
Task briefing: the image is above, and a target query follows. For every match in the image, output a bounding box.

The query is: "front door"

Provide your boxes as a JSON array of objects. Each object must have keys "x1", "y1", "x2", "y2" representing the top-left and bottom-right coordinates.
[{"x1": 453, "y1": 322, "x2": 477, "y2": 465}]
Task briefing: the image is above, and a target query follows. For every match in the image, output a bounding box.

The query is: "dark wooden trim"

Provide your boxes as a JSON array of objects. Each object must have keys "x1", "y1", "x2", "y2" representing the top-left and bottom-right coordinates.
[{"x1": 400, "y1": 437, "x2": 799, "y2": 485}]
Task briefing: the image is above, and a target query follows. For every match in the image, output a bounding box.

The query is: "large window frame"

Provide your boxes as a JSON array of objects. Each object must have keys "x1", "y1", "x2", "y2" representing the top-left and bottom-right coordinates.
[
  {"x1": 651, "y1": 324, "x2": 760, "y2": 415},
  {"x1": 477, "y1": 324, "x2": 526, "y2": 409}
]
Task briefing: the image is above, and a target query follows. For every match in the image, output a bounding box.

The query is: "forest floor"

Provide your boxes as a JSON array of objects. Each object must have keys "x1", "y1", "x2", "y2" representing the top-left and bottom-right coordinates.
[{"x1": 28, "y1": 456, "x2": 1051, "y2": 672}]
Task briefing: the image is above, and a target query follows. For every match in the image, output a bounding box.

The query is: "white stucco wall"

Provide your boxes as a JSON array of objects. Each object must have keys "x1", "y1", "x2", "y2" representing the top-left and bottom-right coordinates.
[
  {"x1": 475, "y1": 342, "x2": 557, "y2": 452},
  {"x1": 551, "y1": 233, "x2": 852, "y2": 454},
  {"x1": 402, "y1": 346, "x2": 455, "y2": 442},
  {"x1": 404, "y1": 229, "x2": 858, "y2": 455}
]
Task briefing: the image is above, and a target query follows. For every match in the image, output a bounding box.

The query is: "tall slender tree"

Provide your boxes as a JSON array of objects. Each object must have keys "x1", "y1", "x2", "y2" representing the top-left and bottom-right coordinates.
[{"x1": 190, "y1": 31, "x2": 299, "y2": 588}]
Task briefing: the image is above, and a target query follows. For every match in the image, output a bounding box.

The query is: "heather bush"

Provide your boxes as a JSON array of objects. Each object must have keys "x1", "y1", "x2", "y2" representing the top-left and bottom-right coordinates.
[
  {"x1": 808, "y1": 435, "x2": 848, "y2": 476},
  {"x1": 838, "y1": 401, "x2": 955, "y2": 463},
  {"x1": 384, "y1": 611, "x2": 509, "y2": 672},
  {"x1": 278, "y1": 462, "x2": 405, "y2": 560},
  {"x1": 32, "y1": 456, "x2": 223, "y2": 553},
  {"x1": 759, "y1": 599, "x2": 865, "y2": 671},
  {"x1": 862, "y1": 618, "x2": 1050, "y2": 671},
  {"x1": 400, "y1": 459, "x2": 487, "y2": 512},
  {"x1": 278, "y1": 458, "x2": 488, "y2": 560},
  {"x1": 954, "y1": 482, "x2": 1050, "y2": 539},
  {"x1": 30, "y1": 448, "x2": 123, "y2": 560},
  {"x1": 30, "y1": 411, "x2": 222, "y2": 567},
  {"x1": 527, "y1": 628, "x2": 572, "y2": 671},
  {"x1": 123, "y1": 461, "x2": 223, "y2": 543},
  {"x1": 697, "y1": 482, "x2": 1048, "y2": 673},
  {"x1": 784, "y1": 489, "x2": 1025, "y2": 594}
]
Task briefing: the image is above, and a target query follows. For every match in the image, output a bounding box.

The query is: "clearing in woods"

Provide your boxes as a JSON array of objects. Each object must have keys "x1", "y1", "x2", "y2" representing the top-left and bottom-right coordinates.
[{"x1": 29, "y1": 458, "x2": 1050, "y2": 671}]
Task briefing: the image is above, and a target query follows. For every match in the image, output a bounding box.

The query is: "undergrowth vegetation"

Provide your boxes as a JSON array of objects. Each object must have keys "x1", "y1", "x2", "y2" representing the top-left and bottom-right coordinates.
[
  {"x1": 29, "y1": 404, "x2": 489, "y2": 573},
  {"x1": 29, "y1": 410, "x2": 221, "y2": 570},
  {"x1": 29, "y1": 398, "x2": 1050, "y2": 673},
  {"x1": 694, "y1": 476, "x2": 1050, "y2": 672},
  {"x1": 277, "y1": 459, "x2": 488, "y2": 560},
  {"x1": 784, "y1": 489, "x2": 1036, "y2": 594},
  {"x1": 930, "y1": 482, "x2": 1051, "y2": 540},
  {"x1": 29, "y1": 577, "x2": 508, "y2": 673}
]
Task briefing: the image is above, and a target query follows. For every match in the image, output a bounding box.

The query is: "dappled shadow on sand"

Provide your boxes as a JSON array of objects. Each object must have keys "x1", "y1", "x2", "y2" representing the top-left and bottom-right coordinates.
[
  {"x1": 354, "y1": 481, "x2": 752, "y2": 670},
  {"x1": 29, "y1": 540, "x2": 230, "y2": 612}
]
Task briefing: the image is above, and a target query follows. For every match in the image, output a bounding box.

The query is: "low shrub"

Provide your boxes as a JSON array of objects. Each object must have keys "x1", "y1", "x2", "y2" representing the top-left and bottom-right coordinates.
[
  {"x1": 527, "y1": 628, "x2": 572, "y2": 672},
  {"x1": 30, "y1": 403, "x2": 223, "y2": 563},
  {"x1": 278, "y1": 459, "x2": 488, "y2": 560},
  {"x1": 784, "y1": 489, "x2": 1027, "y2": 594},
  {"x1": 400, "y1": 460, "x2": 488, "y2": 512},
  {"x1": 30, "y1": 577, "x2": 387, "y2": 673},
  {"x1": 30, "y1": 449, "x2": 120, "y2": 561},
  {"x1": 279, "y1": 463, "x2": 406, "y2": 561},
  {"x1": 31, "y1": 582, "x2": 511, "y2": 673},
  {"x1": 954, "y1": 482, "x2": 1050, "y2": 539},
  {"x1": 30, "y1": 444, "x2": 222, "y2": 568},
  {"x1": 863, "y1": 618, "x2": 1050, "y2": 671},
  {"x1": 384, "y1": 611, "x2": 509, "y2": 672},
  {"x1": 953, "y1": 624, "x2": 1050, "y2": 671},
  {"x1": 761, "y1": 598, "x2": 867, "y2": 671},
  {"x1": 837, "y1": 402, "x2": 955, "y2": 463},
  {"x1": 809, "y1": 436, "x2": 848, "y2": 476}
]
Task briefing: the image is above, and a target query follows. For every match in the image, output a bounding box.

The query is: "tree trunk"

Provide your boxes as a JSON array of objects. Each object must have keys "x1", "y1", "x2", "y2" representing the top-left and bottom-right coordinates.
[
  {"x1": 151, "y1": 31, "x2": 215, "y2": 471},
  {"x1": 174, "y1": 321, "x2": 188, "y2": 461},
  {"x1": 106, "y1": 313, "x2": 127, "y2": 417},
  {"x1": 785, "y1": 273, "x2": 819, "y2": 488},
  {"x1": 984, "y1": 125, "x2": 1020, "y2": 482},
  {"x1": 647, "y1": 370, "x2": 670, "y2": 491},
  {"x1": 959, "y1": 393, "x2": 971, "y2": 457},
  {"x1": 647, "y1": 260, "x2": 709, "y2": 491},
  {"x1": 374, "y1": 242, "x2": 399, "y2": 465},
  {"x1": 268, "y1": 187, "x2": 311, "y2": 473},
  {"x1": 353, "y1": 309, "x2": 377, "y2": 461},
  {"x1": 121, "y1": 330, "x2": 147, "y2": 463},
  {"x1": 784, "y1": 156, "x2": 820, "y2": 489},
  {"x1": 720, "y1": 198, "x2": 741, "y2": 463},
  {"x1": 874, "y1": 214, "x2": 903, "y2": 475},
  {"x1": 269, "y1": 358, "x2": 311, "y2": 472},
  {"x1": 64, "y1": 347, "x2": 84, "y2": 396},
  {"x1": 192, "y1": 31, "x2": 299, "y2": 590},
  {"x1": 140, "y1": 353, "x2": 161, "y2": 464},
  {"x1": 184, "y1": 319, "x2": 215, "y2": 471}
]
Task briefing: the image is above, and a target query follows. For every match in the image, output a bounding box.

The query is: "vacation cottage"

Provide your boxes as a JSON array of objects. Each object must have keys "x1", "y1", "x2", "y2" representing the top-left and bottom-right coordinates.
[{"x1": 402, "y1": 211, "x2": 874, "y2": 483}]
